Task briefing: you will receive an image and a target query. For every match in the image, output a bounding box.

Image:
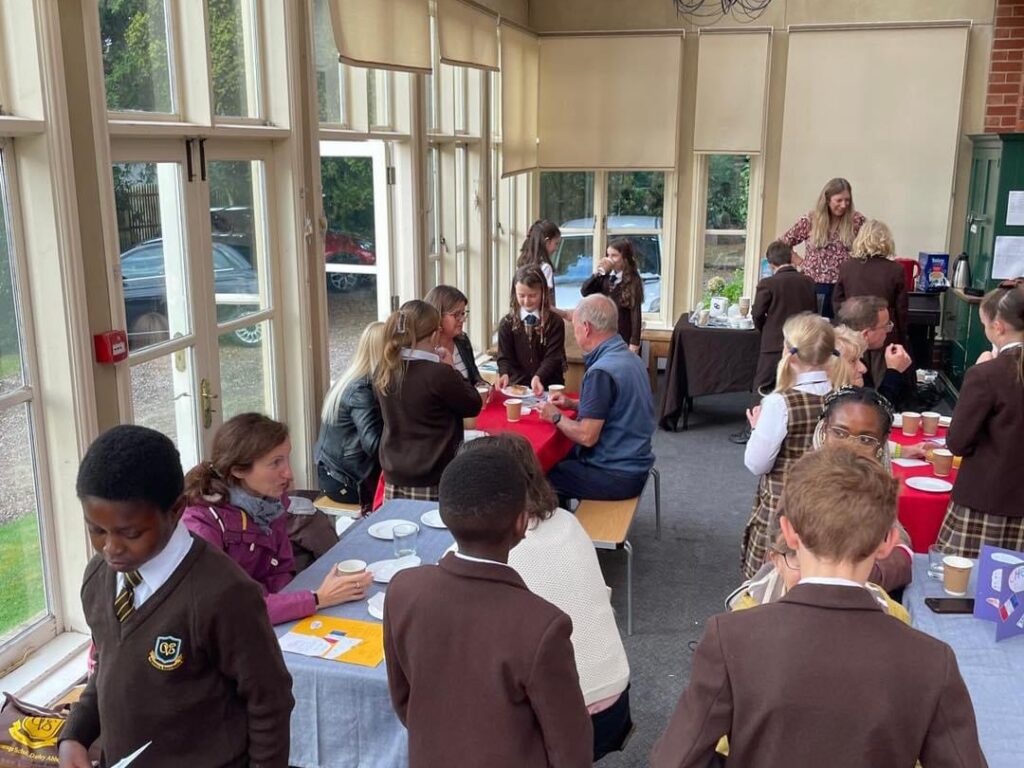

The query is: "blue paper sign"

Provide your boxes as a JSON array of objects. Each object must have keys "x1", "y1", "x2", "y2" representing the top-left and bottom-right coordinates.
[{"x1": 973, "y1": 545, "x2": 1024, "y2": 642}]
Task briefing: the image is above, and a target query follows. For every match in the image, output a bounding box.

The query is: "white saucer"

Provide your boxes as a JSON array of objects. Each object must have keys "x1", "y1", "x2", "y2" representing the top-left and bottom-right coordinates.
[
  {"x1": 906, "y1": 476, "x2": 953, "y2": 493},
  {"x1": 367, "y1": 592, "x2": 385, "y2": 620},
  {"x1": 367, "y1": 519, "x2": 419, "y2": 541},
  {"x1": 499, "y1": 385, "x2": 532, "y2": 398},
  {"x1": 367, "y1": 555, "x2": 421, "y2": 584},
  {"x1": 463, "y1": 429, "x2": 488, "y2": 442},
  {"x1": 420, "y1": 509, "x2": 447, "y2": 529}
]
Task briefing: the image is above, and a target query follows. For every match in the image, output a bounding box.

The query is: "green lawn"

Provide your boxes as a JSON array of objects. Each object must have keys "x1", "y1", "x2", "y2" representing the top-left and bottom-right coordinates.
[
  {"x1": 0, "y1": 515, "x2": 47, "y2": 639},
  {"x1": 0, "y1": 352, "x2": 20, "y2": 381}
]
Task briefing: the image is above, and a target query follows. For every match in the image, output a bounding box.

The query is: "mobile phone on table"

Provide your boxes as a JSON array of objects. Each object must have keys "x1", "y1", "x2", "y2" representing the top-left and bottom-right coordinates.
[{"x1": 925, "y1": 597, "x2": 975, "y2": 614}]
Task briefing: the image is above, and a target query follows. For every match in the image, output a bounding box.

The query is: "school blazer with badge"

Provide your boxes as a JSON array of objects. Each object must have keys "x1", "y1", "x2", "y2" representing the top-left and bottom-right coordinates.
[{"x1": 62, "y1": 535, "x2": 294, "y2": 768}]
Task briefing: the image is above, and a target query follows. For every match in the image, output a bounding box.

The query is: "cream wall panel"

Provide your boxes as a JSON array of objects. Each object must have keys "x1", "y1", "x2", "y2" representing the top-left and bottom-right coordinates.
[
  {"x1": 500, "y1": 22, "x2": 539, "y2": 176},
  {"x1": 776, "y1": 25, "x2": 970, "y2": 257},
  {"x1": 537, "y1": 35, "x2": 682, "y2": 169},
  {"x1": 693, "y1": 30, "x2": 770, "y2": 153}
]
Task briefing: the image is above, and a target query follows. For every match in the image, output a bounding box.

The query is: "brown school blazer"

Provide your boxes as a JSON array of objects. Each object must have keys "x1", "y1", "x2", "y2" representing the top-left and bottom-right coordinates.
[
  {"x1": 651, "y1": 584, "x2": 986, "y2": 768},
  {"x1": 833, "y1": 257, "x2": 910, "y2": 344},
  {"x1": 947, "y1": 346, "x2": 1024, "y2": 516},
  {"x1": 383, "y1": 553, "x2": 593, "y2": 768},
  {"x1": 750, "y1": 266, "x2": 818, "y2": 389}
]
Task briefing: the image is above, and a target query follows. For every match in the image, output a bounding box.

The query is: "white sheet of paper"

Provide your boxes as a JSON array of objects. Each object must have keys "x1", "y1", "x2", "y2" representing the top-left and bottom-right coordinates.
[
  {"x1": 323, "y1": 636, "x2": 362, "y2": 659},
  {"x1": 279, "y1": 632, "x2": 332, "y2": 657},
  {"x1": 892, "y1": 458, "x2": 929, "y2": 468},
  {"x1": 110, "y1": 741, "x2": 152, "y2": 768},
  {"x1": 993, "y1": 236, "x2": 1024, "y2": 280},
  {"x1": 1008, "y1": 191, "x2": 1024, "y2": 226}
]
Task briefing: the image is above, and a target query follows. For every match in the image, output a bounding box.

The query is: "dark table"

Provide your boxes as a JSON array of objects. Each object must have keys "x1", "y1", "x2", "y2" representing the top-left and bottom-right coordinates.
[{"x1": 658, "y1": 315, "x2": 760, "y2": 430}]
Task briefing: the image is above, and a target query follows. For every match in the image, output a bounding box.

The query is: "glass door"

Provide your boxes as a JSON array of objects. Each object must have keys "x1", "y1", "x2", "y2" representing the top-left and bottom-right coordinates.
[
  {"x1": 110, "y1": 139, "x2": 281, "y2": 463},
  {"x1": 319, "y1": 140, "x2": 392, "y2": 381}
]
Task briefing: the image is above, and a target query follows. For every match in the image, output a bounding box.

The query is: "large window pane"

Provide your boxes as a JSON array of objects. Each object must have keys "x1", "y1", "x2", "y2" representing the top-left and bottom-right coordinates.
[
  {"x1": 208, "y1": 160, "x2": 267, "y2": 325},
  {"x1": 129, "y1": 347, "x2": 199, "y2": 469},
  {"x1": 706, "y1": 155, "x2": 749, "y2": 230},
  {"x1": 540, "y1": 172, "x2": 595, "y2": 227},
  {"x1": 327, "y1": 276, "x2": 378, "y2": 383},
  {"x1": 113, "y1": 162, "x2": 190, "y2": 351},
  {"x1": 208, "y1": 0, "x2": 259, "y2": 118},
  {"x1": 219, "y1": 319, "x2": 273, "y2": 419},
  {"x1": 551, "y1": 234, "x2": 593, "y2": 312},
  {"x1": 608, "y1": 171, "x2": 664, "y2": 218},
  {"x1": 0, "y1": 154, "x2": 24, "y2": 396},
  {"x1": 99, "y1": 0, "x2": 174, "y2": 114},
  {"x1": 0, "y1": 405, "x2": 47, "y2": 643},
  {"x1": 702, "y1": 233, "x2": 746, "y2": 295}
]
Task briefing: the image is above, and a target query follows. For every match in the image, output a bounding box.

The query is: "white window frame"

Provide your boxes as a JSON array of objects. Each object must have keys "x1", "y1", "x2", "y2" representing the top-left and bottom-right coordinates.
[{"x1": 689, "y1": 153, "x2": 764, "y2": 310}]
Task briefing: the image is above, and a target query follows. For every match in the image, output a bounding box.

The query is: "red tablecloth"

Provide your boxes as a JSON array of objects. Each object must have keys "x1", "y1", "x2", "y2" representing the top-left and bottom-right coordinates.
[
  {"x1": 890, "y1": 425, "x2": 957, "y2": 553},
  {"x1": 371, "y1": 398, "x2": 576, "y2": 510}
]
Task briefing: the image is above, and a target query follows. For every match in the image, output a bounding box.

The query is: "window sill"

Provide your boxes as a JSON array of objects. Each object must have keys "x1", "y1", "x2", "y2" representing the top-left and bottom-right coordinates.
[{"x1": 0, "y1": 632, "x2": 89, "y2": 706}]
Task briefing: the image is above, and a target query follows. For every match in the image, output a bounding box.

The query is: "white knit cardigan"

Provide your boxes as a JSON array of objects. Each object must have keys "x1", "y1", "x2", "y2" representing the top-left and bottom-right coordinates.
[{"x1": 508, "y1": 508, "x2": 630, "y2": 706}]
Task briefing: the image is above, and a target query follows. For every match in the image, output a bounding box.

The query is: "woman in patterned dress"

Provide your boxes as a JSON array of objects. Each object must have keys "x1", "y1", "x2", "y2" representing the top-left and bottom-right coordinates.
[{"x1": 779, "y1": 177, "x2": 866, "y2": 319}]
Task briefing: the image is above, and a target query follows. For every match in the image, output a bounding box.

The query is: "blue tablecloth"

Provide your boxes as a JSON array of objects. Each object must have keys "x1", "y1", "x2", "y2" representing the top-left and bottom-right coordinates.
[
  {"x1": 903, "y1": 554, "x2": 1023, "y2": 768},
  {"x1": 277, "y1": 500, "x2": 453, "y2": 768}
]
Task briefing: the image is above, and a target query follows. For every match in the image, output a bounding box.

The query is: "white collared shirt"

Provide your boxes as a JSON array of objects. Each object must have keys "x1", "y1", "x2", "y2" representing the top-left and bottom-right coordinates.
[
  {"x1": 453, "y1": 551, "x2": 512, "y2": 569},
  {"x1": 400, "y1": 348, "x2": 440, "y2": 363},
  {"x1": 114, "y1": 521, "x2": 193, "y2": 608},
  {"x1": 744, "y1": 371, "x2": 833, "y2": 476},
  {"x1": 519, "y1": 306, "x2": 541, "y2": 322},
  {"x1": 999, "y1": 341, "x2": 1023, "y2": 354},
  {"x1": 610, "y1": 269, "x2": 622, "y2": 285},
  {"x1": 797, "y1": 576, "x2": 865, "y2": 589}
]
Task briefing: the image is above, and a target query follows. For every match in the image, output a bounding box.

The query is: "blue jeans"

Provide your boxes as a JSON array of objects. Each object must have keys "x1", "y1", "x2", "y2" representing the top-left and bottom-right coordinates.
[{"x1": 547, "y1": 448, "x2": 649, "y2": 504}]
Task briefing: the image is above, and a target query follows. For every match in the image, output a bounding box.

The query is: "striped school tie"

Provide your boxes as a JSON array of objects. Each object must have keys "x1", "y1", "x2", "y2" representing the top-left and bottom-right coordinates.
[{"x1": 114, "y1": 570, "x2": 142, "y2": 623}]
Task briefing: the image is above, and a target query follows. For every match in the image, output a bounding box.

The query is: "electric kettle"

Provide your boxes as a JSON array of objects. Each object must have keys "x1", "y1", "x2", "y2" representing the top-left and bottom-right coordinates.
[{"x1": 951, "y1": 252, "x2": 972, "y2": 290}]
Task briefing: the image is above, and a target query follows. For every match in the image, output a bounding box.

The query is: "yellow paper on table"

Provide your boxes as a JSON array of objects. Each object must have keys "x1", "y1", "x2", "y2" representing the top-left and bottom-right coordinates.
[{"x1": 282, "y1": 615, "x2": 384, "y2": 668}]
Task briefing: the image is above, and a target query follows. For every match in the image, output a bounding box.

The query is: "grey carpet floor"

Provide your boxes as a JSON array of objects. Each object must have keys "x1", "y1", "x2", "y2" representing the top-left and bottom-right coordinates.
[{"x1": 596, "y1": 390, "x2": 757, "y2": 767}]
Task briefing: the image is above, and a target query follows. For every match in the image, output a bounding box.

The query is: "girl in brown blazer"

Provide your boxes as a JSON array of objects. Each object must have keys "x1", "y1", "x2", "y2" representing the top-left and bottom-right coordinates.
[
  {"x1": 580, "y1": 238, "x2": 645, "y2": 353},
  {"x1": 938, "y1": 280, "x2": 1024, "y2": 557},
  {"x1": 497, "y1": 265, "x2": 566, "y2": 395}
]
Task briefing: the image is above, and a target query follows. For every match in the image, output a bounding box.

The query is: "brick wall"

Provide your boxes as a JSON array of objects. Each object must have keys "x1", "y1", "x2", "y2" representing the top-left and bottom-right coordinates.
[{"x1": 987, "y1": 0, "x2": 1024, "y2": 131}]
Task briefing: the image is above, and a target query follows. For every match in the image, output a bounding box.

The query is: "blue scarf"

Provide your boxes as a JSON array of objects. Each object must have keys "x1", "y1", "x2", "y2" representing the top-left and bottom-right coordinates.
[{"x1": 229, "y1": 486, "x2": 286, "y2": 533}]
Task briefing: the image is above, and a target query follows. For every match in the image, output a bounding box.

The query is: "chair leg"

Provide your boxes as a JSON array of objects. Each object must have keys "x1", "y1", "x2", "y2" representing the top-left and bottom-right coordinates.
[
  {"x1": 650, "y1": 467, "x2": 661, "y2": 540},
  {"x1": 624, "y1": 540, "x2": 633, "y2": 636}
]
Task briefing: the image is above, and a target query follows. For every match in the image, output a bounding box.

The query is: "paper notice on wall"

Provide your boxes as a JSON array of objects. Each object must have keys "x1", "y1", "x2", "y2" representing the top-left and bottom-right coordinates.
[
  {"x1": 993, "y1": 236, "x2": 1024, "y2": 280},
  {"x1": 1007, "y1": 191, "x2": 1024, "y2": 226}
]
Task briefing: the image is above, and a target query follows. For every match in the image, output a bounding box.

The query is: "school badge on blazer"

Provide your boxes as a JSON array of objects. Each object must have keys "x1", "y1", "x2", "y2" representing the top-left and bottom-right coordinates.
[
  {"x1": 148, "y1": 635, "x2": 184, "y2": 671},
  {"x1": 8, "y1": 714, "x2": 65, "y2": 749}
]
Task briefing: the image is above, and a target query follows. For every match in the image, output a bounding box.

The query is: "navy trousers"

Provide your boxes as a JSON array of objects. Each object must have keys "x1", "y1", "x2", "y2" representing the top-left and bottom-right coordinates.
[{"x1": 548, "y1": 447, "x2": 649, "y2": 505}]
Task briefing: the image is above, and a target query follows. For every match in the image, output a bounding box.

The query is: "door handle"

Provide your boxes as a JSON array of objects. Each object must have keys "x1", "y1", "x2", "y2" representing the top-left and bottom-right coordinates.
[{"x1": 200, "y1": 378, "x2": 219, "y2": 429}]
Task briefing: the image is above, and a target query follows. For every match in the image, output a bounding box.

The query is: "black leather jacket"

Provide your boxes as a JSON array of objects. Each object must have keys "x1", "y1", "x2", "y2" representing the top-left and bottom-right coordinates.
[
  {"x1": 314, "y1": 375, "x2": 383, "y2": 484},
  {"x1": 453, "y1": 333, "x2": 484, "y2": 385}
]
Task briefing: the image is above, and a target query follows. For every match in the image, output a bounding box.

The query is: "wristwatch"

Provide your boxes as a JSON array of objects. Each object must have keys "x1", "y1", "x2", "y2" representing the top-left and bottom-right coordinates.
[{"x1": 552, "y1": 412, "x2": 562, "y2": 425}]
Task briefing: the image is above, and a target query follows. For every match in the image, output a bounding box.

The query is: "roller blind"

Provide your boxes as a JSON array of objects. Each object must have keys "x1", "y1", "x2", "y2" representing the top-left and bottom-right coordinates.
[
  {"x1": 500, "y1": 22, "x2": 539, "y2": 177},
  {"x1": 693, "y1": 30, "x2": 770, "y2": 153},
  {"x1": 538, "y1": 35, "x2": 682, "y2": 170},
  {"x1": 327, "y1": 0, "x2": 431, "y2": 73},
  {"x1": 776, "y1": 24, "x2": 969, "y2": 255},
  {"x1": 438, "y1": 0, "x2": 499, "y2": 71}
]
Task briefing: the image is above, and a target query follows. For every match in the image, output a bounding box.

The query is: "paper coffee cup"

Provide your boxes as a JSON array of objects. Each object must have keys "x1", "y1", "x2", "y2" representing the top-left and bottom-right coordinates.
[
  {"x1": 698, "y1": 309, "x2": 711, "y2": 327},
  {"x1": 505, "y1": 398, "x2": 523, "y2": 422},
  {"x1": 942, "y1": 555, "x2": 973, "y2": 596},
  {"x1": 476, "y1": 385, "x2": 490, "y2": 407},
  {"x1": 932, "y1": 448, "x2": 954, "y2": 476},
  {"x1": 921, "y1": 411, "x2": 941, "y2": 436},
  {"x1": 739, "y1": 296, "x2": 751, "y2": 317},
  {"x1": 901, "y1": 411, "x2": 921, "y2": 437},
  {"x1": 336, "y1": 559, "x2": 367, "y2": 576},
  {"x1": 548, "y1": 384, "x2": 565, "y2": 395}
]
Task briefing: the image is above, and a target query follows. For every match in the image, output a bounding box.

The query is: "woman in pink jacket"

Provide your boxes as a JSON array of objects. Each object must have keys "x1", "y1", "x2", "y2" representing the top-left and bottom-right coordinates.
[{"x1": 182, "y1": 412, "x2": 370, "y2": 624}]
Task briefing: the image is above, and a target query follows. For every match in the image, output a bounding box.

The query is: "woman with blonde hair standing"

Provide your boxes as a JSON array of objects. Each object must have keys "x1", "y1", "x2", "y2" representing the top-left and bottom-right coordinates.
[
  {"x1": 374, "y1": 299, "x2": 482, "y2": 501},
  {"x1": 779, "y1": 177, "x2": 865, "y2": 318},
  {"x1": 314, "y1": 321, "x2": 387, "y2": 512}
]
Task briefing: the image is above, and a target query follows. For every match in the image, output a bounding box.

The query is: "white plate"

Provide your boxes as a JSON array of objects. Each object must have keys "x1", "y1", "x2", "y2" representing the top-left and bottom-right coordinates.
[
  {"x1": 367, "y1": 519, "x2": 419, "y2": 541},
  {"x1": 939, "y1": 416, "x2": 952, "y2": 428},
  {"x1": 892, "y1": 414, "x2": 903, "y2": 428},
  {"x1": 499, "y1": 385, "x2": 532, "y2": 398},
  {"x1": 367, "y1": 592, "x2": 385, "y2": 621},
  {"x1": 906, "y1": 476, "x2": 953, "y2": 493},
  {"x1": 463, "y1": 429, "x2": 489, "y2": 442},
  {"x1": 367, "y1": 555, "x2": 421, "y2": 584},
  {"x1": 420, "y1": 509, "x2": 447, "y2": 529}
]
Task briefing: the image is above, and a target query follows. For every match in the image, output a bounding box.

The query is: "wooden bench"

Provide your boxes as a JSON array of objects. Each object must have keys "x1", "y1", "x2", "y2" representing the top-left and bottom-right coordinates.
[{"x1": 312, "y1": 494, "x2": 362, "y2": 519}]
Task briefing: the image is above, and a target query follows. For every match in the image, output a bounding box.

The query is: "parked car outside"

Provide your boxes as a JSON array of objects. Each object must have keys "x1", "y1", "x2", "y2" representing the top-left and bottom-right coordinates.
[
  {"x1": 325, "y1": 231, "x2": 376, "y2": 292},
  {"x1": 552, "y1": 216, "x2": 662, "y2": 313},
  {"x1": 120, "y1": 239, "x2": 262, "y2": 348}
]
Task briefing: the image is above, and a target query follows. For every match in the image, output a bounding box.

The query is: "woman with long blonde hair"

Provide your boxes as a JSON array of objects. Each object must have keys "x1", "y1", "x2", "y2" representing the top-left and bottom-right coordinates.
[
  {"x1": 740, "y1": 313, "x2": 838, "y2": 577},
  {"x1": 314, "y1": 321, "x2": 387, "y2": 511},
  {"x1": 779, "y1": 177, "x2": 866, "y2": 318},
  {"x1": 374, "y1": 299, "x2": 482, "y2": 501}
]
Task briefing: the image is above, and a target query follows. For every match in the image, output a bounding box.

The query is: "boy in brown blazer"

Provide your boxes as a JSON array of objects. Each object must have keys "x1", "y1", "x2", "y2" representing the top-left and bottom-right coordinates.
[
  {"x1": 383, "y1": 446, "x2": 593, "y2": 768},
  {"x1": 652, "y1": 446, "x2": 986, "y2": 768}
]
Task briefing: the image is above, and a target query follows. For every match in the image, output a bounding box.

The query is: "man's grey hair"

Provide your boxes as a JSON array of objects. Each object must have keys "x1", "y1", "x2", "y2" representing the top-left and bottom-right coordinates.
[{"x1": 576, "y1": 294, "x2": 618, "y2": 334}]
